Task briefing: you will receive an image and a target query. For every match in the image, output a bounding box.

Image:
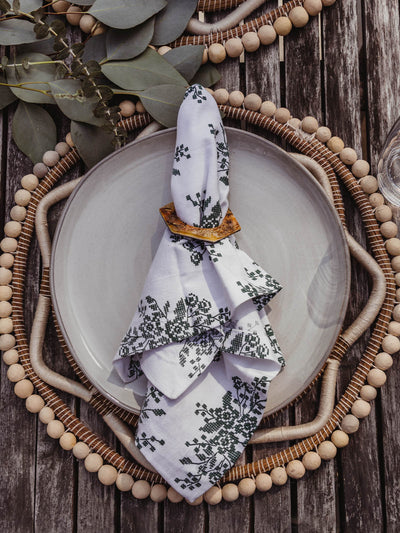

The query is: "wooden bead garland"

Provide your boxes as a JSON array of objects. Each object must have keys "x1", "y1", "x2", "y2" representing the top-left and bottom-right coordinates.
[
  {"x1": 238, "y1": 477, "x2": 256, "y2": 496},
  {"x1": 255, "y1": 473, "x2": 273, "y2": 491},
  {"x1": 222, "y1": 483, "x2": 239, "y2": 502},
  {"x1": 47, "y1": 419, "x2": 65, "y2": 439},
  {"x1": 84, "y1": 452, "x2": 103, "y2": 472},
  {"x1": 340, "y1": 414, "x2": 359, "y2": 434},
  {"x1": 25, "y1": 394, "x2": 45, "y2": 413},
  {"x1": 270, "y1": 466, "x2": 287, "y2": 485},
  {"x1": 302, "y1": 451, "x2": 321, "y2": 470},
  {"x1": 116, "y1": 473, "x2": 134, "y2": 492},
  {"x1": 14, "y1": 379, "x2": 34, "y2": 398},
  {"x1": 317, "y1": 441, "x2": 337, "y2": 459},
  {"x1": 331, "y1": 430, "x2": 349, "y2": 448},
  {"x1": 59, "y1": 432, "x2": 77, "y2": 450},
  {"x1": 72, "y1": 441, "x2": 90, "y2": 460},
  {"x1": 286, "y1": 460, "x2": 306, "y2": 479},
  {"x1": 98, "y1": 465, "x2": 118, "y2": 486},
  {"x1": 360, "y1": 384, "x2": 377, "y2": 401},
  {"x1": 39, "y1": 406, "x2": 55, "y2": 424},
  {"x1": 351, "y1": 399, "x2": 371, "y2": 418},
  {"x1": 167, "y1": 486, "x2": 184, "y2": 503},
  {"x1": 131, "y1": 480, "x2": 151, "y2": 500}
]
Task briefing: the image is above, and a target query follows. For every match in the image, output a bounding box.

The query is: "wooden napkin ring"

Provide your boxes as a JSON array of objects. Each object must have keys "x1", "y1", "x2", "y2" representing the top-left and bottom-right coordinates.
[{"x1": 159, "y1": 202, "x2": 241, "y2": 243}]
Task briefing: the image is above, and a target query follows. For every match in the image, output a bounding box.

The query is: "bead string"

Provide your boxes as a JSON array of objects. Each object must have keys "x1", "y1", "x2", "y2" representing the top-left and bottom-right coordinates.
[{"x1": 1, "y1": 88, "x2": 398, "y2": 505}]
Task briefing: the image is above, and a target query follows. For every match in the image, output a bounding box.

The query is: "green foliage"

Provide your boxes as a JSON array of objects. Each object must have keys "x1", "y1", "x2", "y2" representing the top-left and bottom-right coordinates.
[
  {"x1": 88, "y1": 0, "x2": 166, "y2": 30},
  {"x1": 6, "y1": 52, "x2": 55, "y2": 104},
  {"x1": 136, "y1": 84, "x2": 187, "y2": 127},
  {"x1": 12, "y1": 101, "x2": 57, "y2": 163},
  {"x1": 0, "y1": 19, "x2": 48, "y2": 45},
  {"x1": 105, "y1": 17, "x2": 154, "y2": 61},
  {"x1": 190, "y1": 64, "x2": 221, "y2": 87},
  {"x1": 151, "y1": 0, "x2": 198, "y2": 46},
  {"x1": 164, "y1": 45, "x2": 205, "y2": 82},
  {"x1": 0, "y1": 74, "x2": 17, "y2": 110},
  {"x1": 71, "y1": 120, "x2": 115, "y2": 168}
]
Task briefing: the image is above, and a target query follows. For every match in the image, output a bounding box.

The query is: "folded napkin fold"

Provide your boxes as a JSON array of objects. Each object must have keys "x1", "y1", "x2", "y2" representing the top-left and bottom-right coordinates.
[{"x1": 113, "y1": 84, "x2": 285, "y2": 501}]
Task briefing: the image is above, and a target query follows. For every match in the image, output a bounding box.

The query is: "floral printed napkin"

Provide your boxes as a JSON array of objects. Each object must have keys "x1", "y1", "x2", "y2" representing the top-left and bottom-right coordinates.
[{"x1": 113, "y1": 84, "x2": 285, "y2": 501}]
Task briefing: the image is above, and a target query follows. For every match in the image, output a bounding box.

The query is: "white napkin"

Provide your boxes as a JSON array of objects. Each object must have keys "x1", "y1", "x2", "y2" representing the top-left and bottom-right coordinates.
[{"x1": 113, "y1": 84, "x2": 285, "y2": 501}]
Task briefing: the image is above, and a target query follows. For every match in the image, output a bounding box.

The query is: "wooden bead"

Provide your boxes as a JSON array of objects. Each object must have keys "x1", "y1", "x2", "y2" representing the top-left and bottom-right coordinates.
[
  {"x1": 260, "y1": 100, "x2": 276, "y2": 117},
  {"x1": 1, "y1": 237, "x2": 17, "y2": 253},
  {"x1": 0, "y1": 317, "x2": 13, "y2": 334},
  {"x1": 14, "y1": 379, "x2": 34, "y2": 398},
  {"x1": 84, "y1": 453, "x2": 103, "y2": 472},
  {"x1": 205, "y1": 88, "x2": 214, "y2": 96},
  {"x1": 238, "y1": 477, "x2": 256, "y2": 496},
  {"x1": 2, "y1": 348, "x2": 18, "y2": 365},
  {"x1": 42, "y1": 150, "x2": 60, "y2": 167},
  {"x1": 317, "y1": 440, "x2": 337, "y2": 459},
  {"x1": 241, "y1": 32, "x2": 260, "y2": 52},
  {"x1": 327, "y1": 136, "x2": 344, "y2": 153},
  {"x1": 25, "y1": 394, "x2": 45, "y2": 413},
  {"x1": 39, "y1": 406, "x2": 55, "y2": 424},
  {"x1": 302, "y1": 451, "x2": 321, "y2": 470},
  {"x1": 341, "y1": 414, "x2": 360, "y2": 434},
  {"x1": 72, "y1": 441, "x2": 90, "y2": 459},
  {"x1": 367, "y1": 368, "x2": 387, "y2": 387},
  {"x1": 131, "y1": 480, "x2": 151, "y2": 499},
  {"x1": 0, "y1": 253, "x2": 14, "y2": 269},
  {"x1": 386, "y1": 238, "x2": 400, "y2": 256},
  {"x1": 360, "y1": 384, "x2": 377, "y2": 401},
  {"x1": 225, "y1": 38, "x2": 243, "y2": 57},
  {"x1": 289, "y1": 6, "x2": 309, "y2": 27},
  {"x1": 273, "y1": 16, "x2": 292, "y2": 36},
  {"x1": 92, "y1": 22, "x2": 106, "y2": 36},
  {"x1": 204, "y1": 486, "x2": 222, "y2": 505},
  {"x1": 52, "y1": 1, "x2": 70, "y2": 13},
  {"x1": 186, "y1": 494, "x2": 203, "y2": 506},
  {"x1": 301, "y1": 116, "x2": 318, "y2": 133},
  {"x1": 10, "y1": 205, "x2": 26, "y2": 222},
  {"x1": 167, "y1": 486, "x2": 184, "y2": 503},
  {"x1": 15, "y1": 189, "x2": 31, "y2": 207},
  {"x1": 7, "y1": 363, "x2": 25, "y2": 382},
  {"x1": 359, "y1": 175, "x2": 378, "y2": 194},
  {"x1": 33, "y1": 162, "x2": 48, "y2": 178},
  {"x1": 288, "y1": 117, "x2": 301, "y2": 129},
  {"x1": 150, "y1": 483, "x2": 167, "y2": 502},
  {"x1": 222, "y1": 483, "x2": 239, "y2": 501},
  {"x1": 201, "y1": 48, "x2": 208, "y2": 64},
  {"x1": 374, "y1": 351, "x2": 393, "y2": 370},
  {"x1": 395, "y1": 274, "x2": 400, "y2": 287},
  {"x1": 316, "y1": 126, "x2": 332, "y2": 142},
  {"x1": 55, "y1": 142, "x2": 70, "y2": 157},
  {"x1": 351, "y1": 399, "x2": 371, "y2": 418},
  {"x1": 304, "y1": 0, "x2": 323, "y2": 16},
  {"x1": 47, "y1": 419, "x2": 65, "y2": 439},
  {"x1": 392, "y1": 256, "x2": 400, "y2": 272},
  {"x1": 65, "y1": 132, "x2": 74, "y2": 147},
  {"x1": 0, "y1": 301, "x2": 12, "y2": 317},
  {"x1": 157, "y1": 45, "x2": 171, "y2": 55},
  {"x1": 274, "y1": 107, "x2": 291, "y2": 123},
  {"x1": 0, "y1": 333, "x2": 15, "y2": 350},
  {"x1": 257, "y1": 25, "x2": 277, "y2": 45},
  {"x1": 80, "y1": 14, "x2": 96, "y2": 33},
  {"x1": 98, "y1": 465, "x2": 118, "y2": 485},
  {"x1": 59, "y1": 432, "x2": 77, "y2": 450},
  {"x1": 116, "y1": 473, "x2": 134, "y2": 492},
  {"x1": 0, "y1": 285, "x2": 12, "y2": 300},
  {"x1": 381, "y1": 334, "x2": 400, "y2": 354},
  {"x1": 270, "y1": 466, "x2": 287, "y2": 485},
  {"x1": 244, "y1": 93, "x2": 262, "y2": 111},
  {"x1": 352, "y1": 159, "x2": 370, "y2": 178},
  {"x1": 119, "y1": 100, "x2": 136, "y2": 117},
  {"x1": 322, "y1": 0, "x2": 336, "y2": 4},
  {"x1": 339, "y1": 147, "x2": 358, "y2": 165},
  {"x1": 286, "y1": 460, "x2": 306, "y2": 479},
  {"x1": 331, "y1": 430, "x2": 349, "y2": 448},
  {"x1": 21, "y1": 174, "x2": 39, "y2": 191},
  {"x1": 255, "y1": 473, "x2": 272, "y2": 491},
  {"x1": 380, "y1": 221, "x2": 398, "y2": 239},
  {"x1": 396, "y1": 288, "x2": 400, "y2": 302},
  {"x1": 213, "y1": 88, "x2": 230, "y2": 105},
  {"x1": 375, "y1": 204, "x2": 392, "y2": 223},
  {"x1": 229, "y1": 90, "x2": 244, "y2": 107},
  {"x1": 66, "y1": 5, "x2": 83, "y2": 26},
  {"x1": 136, "y1": 101, "x2": 145, "y2": 113},
  {"x1": 208, "y1": 43, "x2": 226, "y2": 64},
  {"x1": 369, "y1": 193, "x2": 385, "y2": 207}
]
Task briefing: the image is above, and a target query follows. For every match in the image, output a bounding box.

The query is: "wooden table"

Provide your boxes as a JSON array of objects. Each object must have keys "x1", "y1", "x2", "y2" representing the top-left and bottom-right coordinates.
[{"x1": 1, "y1": 1, "x2": 400, "y2": 531}]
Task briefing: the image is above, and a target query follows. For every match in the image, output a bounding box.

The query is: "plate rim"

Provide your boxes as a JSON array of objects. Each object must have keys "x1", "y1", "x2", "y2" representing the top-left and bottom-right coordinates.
[{"x1": 50, "y1": 126, "x2": 351, "y2": 416}]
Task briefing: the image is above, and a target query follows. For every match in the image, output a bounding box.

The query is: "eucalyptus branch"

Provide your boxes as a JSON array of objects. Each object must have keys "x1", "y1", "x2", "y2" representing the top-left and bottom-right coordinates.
[{"x1": 0, "y1": 81, "x2": 50, "y2": 95}]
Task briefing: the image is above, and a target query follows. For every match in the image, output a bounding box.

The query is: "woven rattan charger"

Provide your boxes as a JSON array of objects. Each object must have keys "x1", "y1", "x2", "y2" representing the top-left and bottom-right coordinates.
[{"x1": 2, "y1": 101, "x2": 397, "y2": 504}]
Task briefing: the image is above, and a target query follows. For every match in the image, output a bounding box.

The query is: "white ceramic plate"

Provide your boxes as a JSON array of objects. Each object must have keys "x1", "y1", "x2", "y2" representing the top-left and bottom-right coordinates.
[{"x1": 51, "y1": 128, "x2": 350, "y2": 416}]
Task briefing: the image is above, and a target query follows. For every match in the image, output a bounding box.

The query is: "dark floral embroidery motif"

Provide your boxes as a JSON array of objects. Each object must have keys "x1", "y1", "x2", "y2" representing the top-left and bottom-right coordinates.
[
  {"x1": 223, "y1": 329, "x2": 271, "y2": 359},
  {"x1": 237, "y1": 266, "x2": 282, "y2": 306},
  {"x1": 208, "y1": 122, "x2": 229, "y2": 186},
  {"x1": 178, "y1": 329, "x2": 225, "y2": 379},
  {"x1": 169, "y1": 235, "x2": 224, "y2": 266},
  {"x1": 136, "y1": 431, "x2": 165, "y2": 453},
  {"x1": 128, "y1": 358, "x2": 144, "y2": 379},
  {"x1": 139, "y1": 386, "x2": 166, "y2": 423},
  {"x1": 174, "y1": 375, "x2": 270, "y2": 491},
  {"x1": 186, "y1": 190, "x2": 223, "y2": 228},
  {"x1": 185, "y1": 84, "x2": 207, "y2": 103},
  {"x1": 264, "y1": 323, "x2": 285, "y2": 366},
  {"x1": 175, "y1": 144, "x2": 191, "y2": 162}
]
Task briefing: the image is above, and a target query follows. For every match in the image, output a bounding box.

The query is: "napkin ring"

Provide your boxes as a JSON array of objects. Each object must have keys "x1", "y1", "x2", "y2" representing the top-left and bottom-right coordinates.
[{"x1": 159, "y1": 202, "x2": 241, "y2": 243}]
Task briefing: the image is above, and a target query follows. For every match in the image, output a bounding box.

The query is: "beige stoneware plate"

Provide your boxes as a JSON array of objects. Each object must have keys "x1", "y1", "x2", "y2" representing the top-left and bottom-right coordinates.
[{"x1": 51, "y1": 128, "x2": 350, "y2": 417}]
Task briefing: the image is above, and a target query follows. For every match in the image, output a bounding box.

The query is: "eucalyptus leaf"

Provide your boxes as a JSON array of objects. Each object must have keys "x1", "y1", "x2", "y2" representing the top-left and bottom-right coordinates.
[
  {"x1": 105, "y1": 17, "x2": 154, "y2": 61},
  {"x1": 190, "y1": 63, "x2": 221, "y2": 88},
  {"x1": 164, "y1": 45, "x2": 204, "y2": 82},
  {"x1": 16, "y1": 37, "x2": 56, "y2": 56},
  {"x1": 102, "y1": 48, "x2": 187, "y2": 91},
  {"x1": 12, "y1": 101, "x2": 57, "y2": 163},
  {"x1": 71, "y1": 120, "x2": 114, "y2": 168},
  {"x1": 89, "y1": 0, "x2": 166, "y2": 30},
  {"x1": 0, "y1": 19, "x2": 49, "y2": 45},
  {"x1": 138, "y1": 83, "x2": 187, "y2": 127},
  {"x1": 0, "y1": 74, "x2": 17, "y2": 110},
  {"x1": 6, "y1": 52, "x2": 55, "y2": 104},
  {"x1": 151, "y1": 0, "x2": 197, "y2": 46},
  {"x1": 18, "y1": 0, "x2": 42, "y2": 10},
  {"x1": 48, "y1": 79, "x2": 106, "y2": 126},
  {"x1": 82, "y1": 33, "x2": 107, "y2": 63}
]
